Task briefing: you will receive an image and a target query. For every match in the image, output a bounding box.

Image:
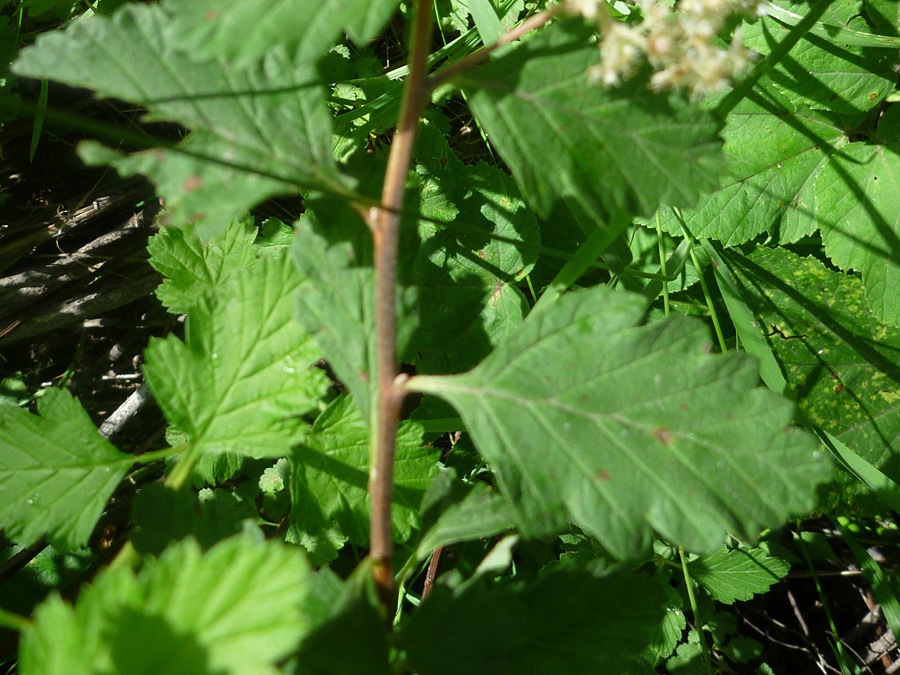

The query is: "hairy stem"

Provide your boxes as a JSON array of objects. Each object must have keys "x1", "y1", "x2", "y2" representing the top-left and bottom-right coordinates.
[{"x1": 368, "y1": 0, "x2": 433, "y2": 608}]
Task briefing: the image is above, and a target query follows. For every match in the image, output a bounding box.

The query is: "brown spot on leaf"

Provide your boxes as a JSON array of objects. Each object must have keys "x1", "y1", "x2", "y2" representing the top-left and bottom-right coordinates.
[
  {"x1": 596, "y1": 469, "x2": 610, "y2": 481},
  {"x1": 205, "y1": 10, "x2": 219, "y2": 19},
  {"x1": 182, "y1": 175, "x2": 204, "y2": 193},
  {"x1": 653, "y1": 427, "x2": 673, "y2": 445},
  {"x1": 834, "y1": 383, "x2": 844, "y2": 394}
]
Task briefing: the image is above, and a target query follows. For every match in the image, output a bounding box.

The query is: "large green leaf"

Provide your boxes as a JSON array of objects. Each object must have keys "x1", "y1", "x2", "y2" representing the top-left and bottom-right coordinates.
[
  {"x1": 726, "y1": 246, "x2": 900, "y2": 499},
  {"x1": 20, "y1": 535, "x2": 312, "y2": 675},
  {"x1": 460, "y1": 18, "x2": 725, "y2": 226},
  {"x1": 12, "y1": 3, "x2": 343, "y2": 236},
  {"x1": 743, "y1": 0, "x2": 896, "y2": 114},
  {"x1": 0, "y1": 389, "x2": 133, "y2": 551},
  {"x1": 403, "y1": 569, "x2": 667, "y2": 674},
  {"x1": 143, "y1": 252, "x2": 328, "y2": 458},
  {"x1": 147, "y1": 219, "x2": 258, "y2": 314},
  {"x1": 657, "y1": 97, "x2": 860, "y2": 246},
  {"x1": 292, "y1": 395, "x2": 439, "y2": 545},
  {"x1": 410, "y1": 286, "x2": 831, "y2": 558},
  {"x1": 688, "y1": 544, "x2": 790, "y2": 604}
]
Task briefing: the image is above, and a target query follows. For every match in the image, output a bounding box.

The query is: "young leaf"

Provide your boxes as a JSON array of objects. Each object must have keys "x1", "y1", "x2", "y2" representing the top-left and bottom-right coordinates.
[
  {"x1": 410, "y1": 286, "x2": 831, "y2": 558},
  {"x1": 688, "y1": 544, "x2": 790, "y2": 604},
  {"x1": 403, "y1": 569, "x2": 668, "y2": 674},
  {"x1": 12, "y1": 3, "x2": 343, "y2": 235},
  {"x1": 292, "y1": 395, "x2": 440, "y2": 545},
  {"x1": 19, "y1": 535, "x2": 313, "y2": 675},
  {"x1": 460, "y1": 18, "x2": 725, "y2": 226},
  {"x1": 147, "y1": 218, "x2": 258, "y2": 314},
  {"x1": 0, "y1": 389, "x2": 133, "y2": 551},
  {"x1": 143, "y1": 252, "x2": 328, "y2": 458},
  {"x1": 742, "y1": 0, "x2": 896, "y2": 114},
  {"x1": 726, "y1": 246, "x2": 900, "y2": 497}
]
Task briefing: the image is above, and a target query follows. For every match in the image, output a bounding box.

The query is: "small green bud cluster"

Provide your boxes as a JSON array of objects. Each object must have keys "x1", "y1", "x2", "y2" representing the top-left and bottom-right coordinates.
[{"x1": 567, "y1": 0, "x2": 764, "y2": 95}]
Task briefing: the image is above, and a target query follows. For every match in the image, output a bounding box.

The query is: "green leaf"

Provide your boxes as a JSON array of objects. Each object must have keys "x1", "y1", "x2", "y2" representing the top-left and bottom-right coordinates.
[
  {"x1": 657, "y1": 98, "x2": 860, "y2": 246},
  {"x1": 403, "y1": 569, "x2": 667, "y2": 674},
  {"x1": 688, "y1": 545, "x2": 790, "y2": 604},
  {"x1": 727, "y1": 246, "x2": 900, "y2": 499},
  {"x1": 410, "y1": 286, "x2": 830, "y2": 558},
  {"x1": 292, "y1": 395, "x2": 440, "y2": 545},
  {"x1": 12, "y1": 3, "x2": 343, "y2": 235},
  {"x1": 143, "y1": 252, "x2": 328, "y2": 458},
  {"x1": 147, "y1": 218, "x2": 258, "y2": 314},
  {"x1": 292, "y1": 208, "x2": 377, "y2": 423},
  {"x1": 743, "y1": 0, "x2": 896, "y2": 113},
  {"x1": 460, "y1": 18, "x2": 725, "y2": 226},
  {"x1": 0, "y1": 389, "x2": 133, "y2": 551},
  {"x1": 406, "y1": 161, "x2": 540, "y2": 373},
  {"x1": 865, "y1": 0, "x2": 900, "y2": 36},
  {"x1": 20, "y1": 535, "x2": 313, "y2": 675},
  {"x1": 165, "y1": 0, "x2": 399, "y2": 68},
  {"x1": 810, "y1": 141, "x2": 900, "y2": 325}
]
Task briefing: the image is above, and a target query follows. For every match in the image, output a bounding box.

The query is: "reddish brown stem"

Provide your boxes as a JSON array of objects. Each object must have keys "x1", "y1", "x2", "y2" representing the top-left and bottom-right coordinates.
[
  {"x1": 368, "y1": 0, "x2": 433, "y2": 608},
  {"x1": 422, "y1": 546, "x2": 443, "y2": 600}
]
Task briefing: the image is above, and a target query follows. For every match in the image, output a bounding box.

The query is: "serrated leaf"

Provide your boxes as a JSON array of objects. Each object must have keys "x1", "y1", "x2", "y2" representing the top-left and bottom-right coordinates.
[
  {"x1": 727, "y1": 246, "x2": 900, "y2": 498},
  {"x1": 143, "y1": 252, "x2": 328, "y2": 458},
  {"x1": 657, "y1": 98, "x2": 860, "y2": 246},
  {"x1": 743, "y1": 0, "x2": 896, "y2": 113},
  {"x1": 12, "y1": 3, "x2": 343, "y2": 235},
  {"x1": 260, "y1": 458, "x2": 290, "y2": 495},
  {"x1": 20, "y1": 535, "x2": 312, "y2": 675},
  {"x1": 411, "y1": 286, "x2": 831, "y2": 558},
  {"x1": 148, "y1": 219, "x2": 258, "y2": 314},
  {"x1": 460, "y1": 18, "x2": 725, "y2": 226},
  {"x1": 406, "y1": 161, "x2": 539, "y2": 373},
  {"x1": 292, "y1": 395, "x2": 439, "y2": 545},
  {"x1": 688, "y1": 545, "x2": 790, "y2": 604},
  {"x1": 0, "y1": 389, "x2": 133, "y2": 551},
  {"x1": 403, "y1": 569, "x2": 667, "y2": 674},
  {"x1": 811, "y1": 141, "x2": 900, "y2": 325}
]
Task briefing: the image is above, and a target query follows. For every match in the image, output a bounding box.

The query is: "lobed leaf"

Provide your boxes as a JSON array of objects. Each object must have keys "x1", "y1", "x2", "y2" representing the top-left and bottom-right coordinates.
[
  {"x1": 0, "y1": 389, "x2": 133, "y2": 551},
  {"x1": 143, "y1": 252, "x2": 328, "y2": 458},
  {"x1": 460, "y1": 18, "x2": 725, "y2": 227},
  {"x1": 20, "y1": 535, "x2": 312, "y2": 675},
  {"x1": 12, "y1": 3, "x2": 343, "y2": 235},
  {"x1": 411, "y1": 286, "x2": 831, "y2": 558},
  {"x1": 147, "y1": 218, "x2": 258, "y2": 314}
]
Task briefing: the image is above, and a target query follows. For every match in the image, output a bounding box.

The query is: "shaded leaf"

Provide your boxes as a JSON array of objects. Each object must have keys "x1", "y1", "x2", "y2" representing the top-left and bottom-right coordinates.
[
  {"x1": 727, "y1": 246, "x2": 900, "y2": 499},
  {"x1": 144, "y1": 252, "x2": 328, "y2": 458},
  {"x1": 12, "y1": 3, "x2": 343, "y2": 235},
  {"x1": 461, "y1": 18, "x2": 725, "y2": 226},
  {"x1": 411, "y1": 286, "x2": 830, "y2": 558},
  {"x1": 742, "y1": 0, "x2": 896, "y2": 114},
  {"x1": 0, "y1": 389, "x2": 133, "y2": 551},
  {"x1": 292, "y1": 395, "x2": 440, "y2": 545},
  {"x1": 688, "y1": 544, "x2": 790, "y2": 604},
  {"x1": 403, "y1": 569, "x2": 667, "y2": 674}
]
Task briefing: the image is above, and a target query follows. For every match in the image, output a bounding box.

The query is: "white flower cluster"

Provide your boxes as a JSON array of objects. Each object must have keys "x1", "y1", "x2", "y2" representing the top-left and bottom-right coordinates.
[{"x1": 567, "y1": 0, "x2": 764, "y2": 95}]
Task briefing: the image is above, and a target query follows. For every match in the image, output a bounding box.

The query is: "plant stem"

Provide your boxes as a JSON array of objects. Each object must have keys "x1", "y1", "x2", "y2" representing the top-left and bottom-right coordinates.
[
  {"x1": 367, "y1": 0, "x2": 433, "y2": 608},
  {"x1": 427, "y1": 3, "x2": 565, "y2": 91},
  {"x1": 0, "y1": 607, "x2": 31, "y2": 633},
  {"x1": 679, "y1": 548, "x2": 716, "y2": 675}
]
